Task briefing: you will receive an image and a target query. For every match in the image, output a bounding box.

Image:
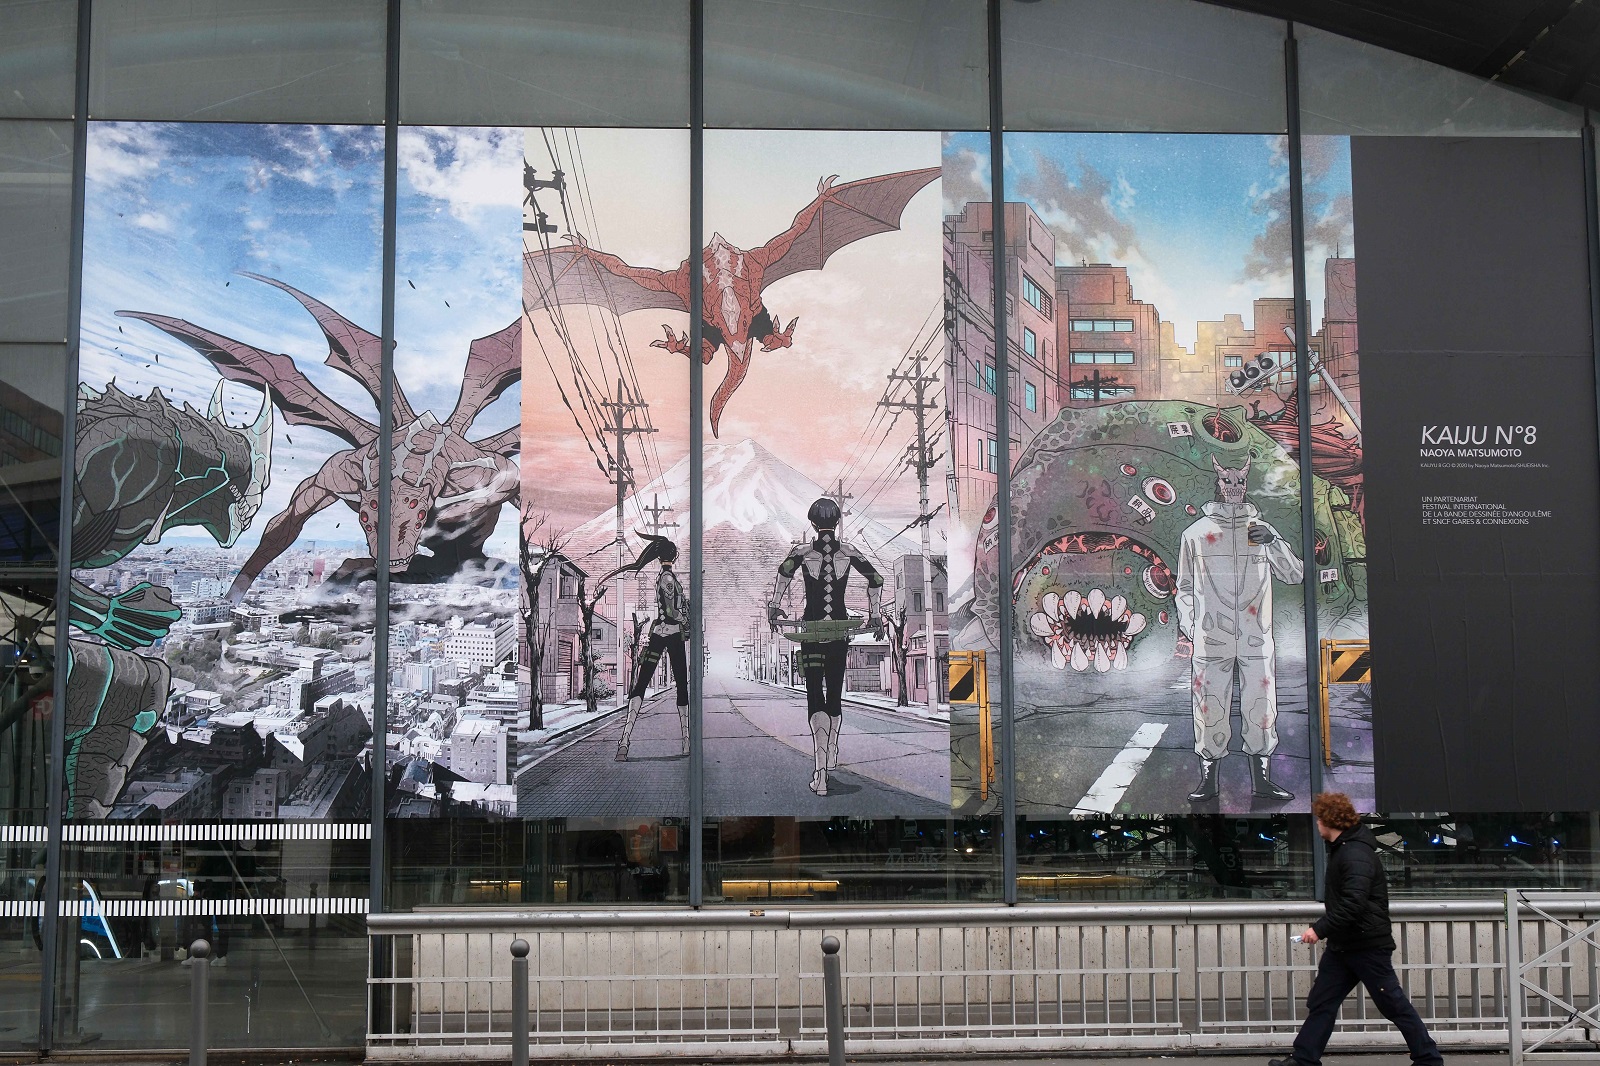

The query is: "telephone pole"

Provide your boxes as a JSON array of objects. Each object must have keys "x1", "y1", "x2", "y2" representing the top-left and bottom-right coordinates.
[
  {"x1": 598, "y1": 378, "x2": 656, "y2": 699},
  {"x1": 879, "y1": 340, "x2": 943, "y2": 715}
]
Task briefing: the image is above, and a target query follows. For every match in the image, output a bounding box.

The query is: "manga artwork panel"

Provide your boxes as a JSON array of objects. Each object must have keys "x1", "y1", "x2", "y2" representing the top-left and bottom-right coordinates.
[
  {"x1": 72, "y1": 123, "x2": 385, "y2": 821},
  {"x1": 948, "y1": 131, "x2": 1363, "y2": 817},
  {"x1": 517, "y1": 128, "x2": 691, "y2": 819},
  {"x1": 699, "y1": 130, "x2": 950, "y2": 818},
  {"x1": 384, "y1": 127, "x2": 524, "y2": 819}
]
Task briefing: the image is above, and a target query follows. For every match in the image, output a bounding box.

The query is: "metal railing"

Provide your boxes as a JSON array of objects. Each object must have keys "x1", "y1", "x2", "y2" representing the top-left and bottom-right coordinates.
[{"x1": 366, "y1": 893, "x2": 1600, "y2": 1060}]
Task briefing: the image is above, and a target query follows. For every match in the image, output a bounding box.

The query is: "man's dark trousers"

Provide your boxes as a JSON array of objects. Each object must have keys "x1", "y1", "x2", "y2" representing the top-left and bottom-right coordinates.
[{"x1": 1291, "y1": 948, "x2": 1442, "y2": 1066}]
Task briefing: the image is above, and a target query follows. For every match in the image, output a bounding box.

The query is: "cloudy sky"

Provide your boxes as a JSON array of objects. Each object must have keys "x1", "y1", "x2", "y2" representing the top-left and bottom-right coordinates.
[
  {"x1": 522, "y1": 128, "x2": 942, "y2": 537},
  {"x1": 943, "y1": 131, "x2": 1354, "y2": 348},
  {"x1": 80, "y1": 121, "x2": 523, "y2": 559}
]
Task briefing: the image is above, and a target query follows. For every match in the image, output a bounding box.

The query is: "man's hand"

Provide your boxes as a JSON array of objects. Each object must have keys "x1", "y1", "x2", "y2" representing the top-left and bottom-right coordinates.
[
  {"x1": 1247, "y1": 522, "x2": 1277, "y2": 546},
  {"x1": 868, "y1": 613, "x2": 885, "y2": 640},
  {"x1": 767, "y1": 604, "x2": 784, "y2": 634},
  {"x1": 1300, "y1": 927, "x2": 1320, "y2": 945}
]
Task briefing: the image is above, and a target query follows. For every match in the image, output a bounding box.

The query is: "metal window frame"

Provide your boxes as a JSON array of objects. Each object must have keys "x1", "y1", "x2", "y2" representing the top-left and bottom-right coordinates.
[{"x1": 32, "y1": 9, "x2": 1600, "y2": 1055}]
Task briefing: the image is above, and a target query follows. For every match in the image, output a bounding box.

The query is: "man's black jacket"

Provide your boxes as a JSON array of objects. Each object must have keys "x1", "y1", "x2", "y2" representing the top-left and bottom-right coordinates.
[{"x1": 1311, "y1": 824, "x2": 1396, "y2": 953}]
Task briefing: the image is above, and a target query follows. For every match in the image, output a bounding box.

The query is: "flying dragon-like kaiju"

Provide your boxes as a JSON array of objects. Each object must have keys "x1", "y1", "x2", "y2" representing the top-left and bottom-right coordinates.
[
  {"x1": 119, "y1": 274, "x2": 523, "y2": 600},
  {"x1": 523, "y1": 167, "x2": 940, "y2": 437}
]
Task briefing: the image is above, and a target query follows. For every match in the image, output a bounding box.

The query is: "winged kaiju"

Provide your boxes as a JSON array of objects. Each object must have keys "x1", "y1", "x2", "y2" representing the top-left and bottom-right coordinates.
[
  {"x1": 523, "y1": 168, "x2": 940, "y2": 436},
  {"x1": 119, "y1": 275, "x2": 521, "y2": 597}
]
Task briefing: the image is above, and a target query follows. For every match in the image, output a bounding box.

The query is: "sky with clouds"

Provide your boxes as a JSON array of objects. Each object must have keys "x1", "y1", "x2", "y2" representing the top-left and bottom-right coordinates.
[
  {"x1": 942, "y1": 131, "x2": 1353, "y2": 348},
  {"x1": 80, "y1": 121, "x2": 523, "y2": 560}
]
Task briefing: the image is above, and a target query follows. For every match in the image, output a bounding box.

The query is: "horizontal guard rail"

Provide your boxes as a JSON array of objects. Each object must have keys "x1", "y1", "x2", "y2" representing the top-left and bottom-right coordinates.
[
  {"x1": 367, "y1": 892, "x2": 1600, "y2": 1061},
  {"x1": 369, "y1": 897, "x2": 1600, "y2": 931}
]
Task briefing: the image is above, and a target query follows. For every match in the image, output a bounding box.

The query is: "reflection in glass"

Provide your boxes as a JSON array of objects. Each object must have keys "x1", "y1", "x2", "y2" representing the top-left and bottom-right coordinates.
[
  {"x1": 88, "y1": 0, "x2": 384, "y2": 123},
  {"x1": 0, "y1": 121, "x2": 72, "y2": 343},
  {"x1": 1296, "y1": 25, "x2": 1584, "y2": 137},
  {"x1": 1017, "y1": 815, "x2": 1315, "y2": 900},
  {"x1": 0, "y1": 343, "x2": 58, "y2": 1045},
  {"x1": 705, "y1": 0, "x2": 987, "y2": 131},
  {"x1": 0, "y1": 0, "x2": 77, "y2": 119},
  {"x1": 401, "y1": 0, "x2": 690, "y2": 128},
  {"x1": 1003, "y1": 0, "x2": 1287, "y2": 134},
  {"x1": 388, "y1": 818, "x2": 689, "y2": 906},
  {"x1": 55, "y1": 835, "x2": 367, "y2": 1047}
]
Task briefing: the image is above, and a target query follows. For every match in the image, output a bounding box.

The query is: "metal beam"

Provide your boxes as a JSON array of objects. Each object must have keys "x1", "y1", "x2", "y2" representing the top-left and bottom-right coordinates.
[
  {"x1": 688, "y1": 0, "x2": 705, "y2": 909},
  {"x1": 986, "y1": 0, "x2": 1018, "y2": 905},
  {"x1": 40, "y1": 0, "x2": 94, "y2": 1050}
]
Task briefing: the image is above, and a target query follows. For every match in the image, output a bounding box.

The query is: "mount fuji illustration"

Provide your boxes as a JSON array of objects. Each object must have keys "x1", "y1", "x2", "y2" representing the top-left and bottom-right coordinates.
[{"x1": 566, "y1": 439, "x2": 918, "y2": 654}]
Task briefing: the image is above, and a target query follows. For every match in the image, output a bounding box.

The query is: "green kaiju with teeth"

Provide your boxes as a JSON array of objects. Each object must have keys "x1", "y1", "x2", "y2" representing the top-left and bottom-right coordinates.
[{"x1": 972, "y1": 400, "x2": 1365, "y2": 672}]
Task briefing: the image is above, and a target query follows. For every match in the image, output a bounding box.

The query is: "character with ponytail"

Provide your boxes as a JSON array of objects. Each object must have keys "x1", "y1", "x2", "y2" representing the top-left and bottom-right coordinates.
[{"x1": 598, "y1": 532, "x2": 689, "y2": 761}]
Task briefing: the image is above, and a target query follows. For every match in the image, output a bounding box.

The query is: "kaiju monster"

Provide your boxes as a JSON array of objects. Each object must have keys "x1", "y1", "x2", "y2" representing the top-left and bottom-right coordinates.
[
  {"x1": 66, "y1": 380, "x2": 273, "y2": 816},
  {"x1": 71, "y1": 379, "x2": 272, "y2": 647},
  {"x1": 524, "y1": 168, "x2": 939, "y2": 436},
  {"x1": 119, "y1": 274, "x2": 522, "y2": 598}
]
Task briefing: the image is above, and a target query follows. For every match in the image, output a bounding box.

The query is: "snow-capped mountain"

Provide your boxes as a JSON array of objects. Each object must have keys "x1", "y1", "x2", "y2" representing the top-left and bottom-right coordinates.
[{"x1": 565, "y1": 439, "x2": 919, "y2": 654}]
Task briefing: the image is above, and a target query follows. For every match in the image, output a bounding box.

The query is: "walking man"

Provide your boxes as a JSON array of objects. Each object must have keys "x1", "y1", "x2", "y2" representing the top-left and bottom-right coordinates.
[{"x1": 1272, "y1": 792, "x2": 1443, "y2": 1066}]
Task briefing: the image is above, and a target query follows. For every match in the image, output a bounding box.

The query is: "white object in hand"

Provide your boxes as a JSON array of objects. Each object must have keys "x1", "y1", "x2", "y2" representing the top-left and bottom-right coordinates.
[{"x1": 1291, "y1": 934, "x2": 1306, "y2": 943}]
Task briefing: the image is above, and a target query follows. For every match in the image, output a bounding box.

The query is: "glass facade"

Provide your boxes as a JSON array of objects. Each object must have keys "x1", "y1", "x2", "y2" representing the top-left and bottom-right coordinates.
[{"x1": 0, "y1": 0, "x2": 1596, "y2": 1053}]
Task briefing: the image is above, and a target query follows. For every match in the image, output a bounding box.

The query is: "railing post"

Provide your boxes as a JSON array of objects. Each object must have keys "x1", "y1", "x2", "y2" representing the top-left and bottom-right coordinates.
[
  {"x1": 822, "y1": 935, "x2": 845, "y2": 1066},
  {"x1": 189, "y1": 939, "x2": 210, "y2": 1066},
  {"x1": 1507, "y1": 890, "x2": 1522, "y2": 1066},
  {"x1": 511, "y1": 938, "x2": 529, "y2": 1066}
]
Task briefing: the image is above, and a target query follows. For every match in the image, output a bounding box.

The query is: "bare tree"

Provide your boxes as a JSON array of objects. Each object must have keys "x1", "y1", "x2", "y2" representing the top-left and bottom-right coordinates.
[
  {"x1": 519, "y1": 507, "x2": 568, "y2": 730},
  {"x1": 886, "y1": 604, "x2": 911, "y2": 707},
  {"x1": 573, "y1": 574, "x2": 613, "y2": 715}
]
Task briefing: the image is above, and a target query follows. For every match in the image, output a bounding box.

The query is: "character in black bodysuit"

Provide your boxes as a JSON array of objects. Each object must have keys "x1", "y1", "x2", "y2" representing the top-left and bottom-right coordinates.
[
  {"x1": 606, "y1": 533, "x2": 689, "y2": 761},
  {"x1": 766, "y1": 498, "x2": 884, "y2": 796}
]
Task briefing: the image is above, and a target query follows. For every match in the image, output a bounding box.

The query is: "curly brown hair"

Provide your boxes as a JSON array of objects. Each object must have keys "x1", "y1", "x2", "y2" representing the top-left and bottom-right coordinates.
[{"x1": 1311, "y1": 792, "x2": 1360, "y2": 831}]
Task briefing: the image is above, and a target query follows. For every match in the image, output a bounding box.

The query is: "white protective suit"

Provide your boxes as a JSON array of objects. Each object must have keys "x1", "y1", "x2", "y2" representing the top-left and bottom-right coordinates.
[{"x1": 1175, "y1": 501, "x2": 1303, "y2": 761}]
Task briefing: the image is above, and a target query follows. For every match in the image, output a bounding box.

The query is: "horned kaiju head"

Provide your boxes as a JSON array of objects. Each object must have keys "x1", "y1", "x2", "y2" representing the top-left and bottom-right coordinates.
[
  {"x1": 76, "y1": 380, "x2": 273, "y2": 550},
  {"x1": 346, "y1": 411, "x2": 454, "y2": 572},
  {"x1": 1212, "y1": 455, "x2": 1251, "y2": 506}
]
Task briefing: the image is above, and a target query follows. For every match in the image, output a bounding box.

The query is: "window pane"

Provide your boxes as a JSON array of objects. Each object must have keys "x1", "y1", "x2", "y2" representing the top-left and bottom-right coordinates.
[
  {"x1": 89, "y1": 0, "x2": 384, "y2": 123},
  {"x1": 67, "y1": 121, "x2": 380, "y2": 1045},
  {"x1": 401, "y1": 0, "x2": 690, "y2": 127},
  {"x1": 0, "y1": 121, "x2": 71, "y2": 343},
  {"x1": 1004, "y1": 0, "x2": 1286, "y2": 133},
  {"x1": 706, "y1": 0, "x2": 987, "y2": 130},
  {"x1": 0, "y1": 0, "x2": 77, "y2": 119},
  {"x1": 1297, "y1": 25, "x2": 1583, "y2": 137},
  {"x1": 515, "y1": 127, "x2": 691, "y2": 859},
  {"x1": 0, "y1": 341, "x2": 58, "y2": 1048}
]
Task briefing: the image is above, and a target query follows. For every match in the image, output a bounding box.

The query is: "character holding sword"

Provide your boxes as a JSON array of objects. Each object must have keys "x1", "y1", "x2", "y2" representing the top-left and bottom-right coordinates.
[{"x1": 767, "y1": 498, "x2": 885, "y2": 796}]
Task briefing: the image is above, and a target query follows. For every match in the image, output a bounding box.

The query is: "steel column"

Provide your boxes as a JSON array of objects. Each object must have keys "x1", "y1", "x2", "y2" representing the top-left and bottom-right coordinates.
[
  {"x1": 687, "y1": 0, "x2": 706, "y2": 908},
  {"x1": 986, "y1": 0, "x2": 1019, "y2": 906},
  {"x1": 1283, "y1": 25, "x2": 1328, "y2": 897},
  {"x1": 40, "y1": 0, "x2": 95, "y2": 1050}
]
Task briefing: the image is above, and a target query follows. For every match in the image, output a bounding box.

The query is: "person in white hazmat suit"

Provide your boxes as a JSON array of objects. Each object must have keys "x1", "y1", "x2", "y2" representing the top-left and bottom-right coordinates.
[{"x1": 1176, "y1": 456, "x2": 1303, "y2": 803}]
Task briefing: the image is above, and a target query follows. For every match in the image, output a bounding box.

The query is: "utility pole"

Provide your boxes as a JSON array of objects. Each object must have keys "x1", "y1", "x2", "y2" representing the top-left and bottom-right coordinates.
[
  {"x1": 638, "y1": 492, "x2": 678, "y2": 695},
  {"x1": 879, "y1": 342, "x2": 943, "y2": 715},
  {"x1": 598, "y1": 378, "x2": 655, "y2": 702},
  {"x1": 822, "y1": 478, "x2": 853, "y2": 527}
]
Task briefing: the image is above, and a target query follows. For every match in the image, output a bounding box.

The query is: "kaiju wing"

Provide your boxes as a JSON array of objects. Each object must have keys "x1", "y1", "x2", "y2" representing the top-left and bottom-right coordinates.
[
  {"x1": 523, "y1": 240, "x2": 689, "y2": 318},
  {"x1": 756, "y1": 168, "x2": 940, "y2": 287}
]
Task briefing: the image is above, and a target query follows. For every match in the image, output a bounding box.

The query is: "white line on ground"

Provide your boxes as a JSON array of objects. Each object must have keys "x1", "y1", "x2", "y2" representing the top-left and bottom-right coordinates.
[{"x1": 1071, "y1": 722, "x2": 1168, "y2": 814}]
